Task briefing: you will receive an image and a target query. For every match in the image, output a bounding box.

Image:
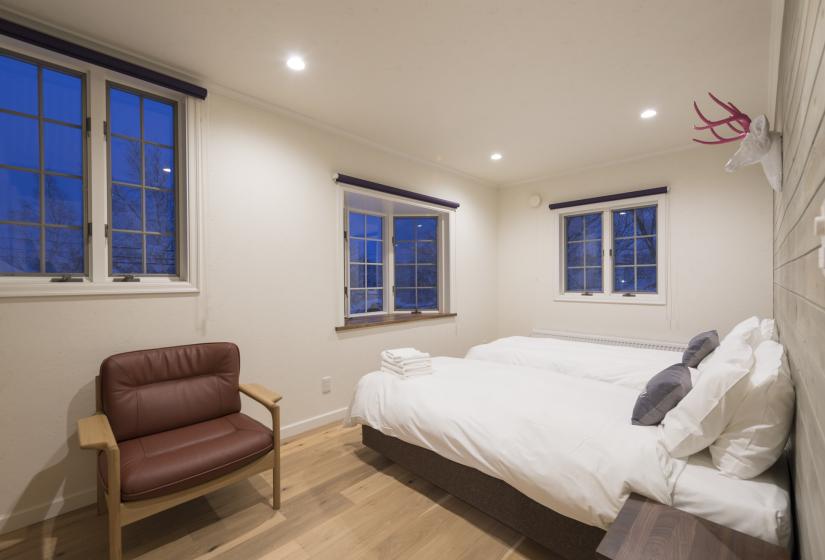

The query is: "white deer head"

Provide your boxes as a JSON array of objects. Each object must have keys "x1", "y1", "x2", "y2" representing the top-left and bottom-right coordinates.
[{"x1": 693, "y1": 93, "x2": 783, "y2": 192}]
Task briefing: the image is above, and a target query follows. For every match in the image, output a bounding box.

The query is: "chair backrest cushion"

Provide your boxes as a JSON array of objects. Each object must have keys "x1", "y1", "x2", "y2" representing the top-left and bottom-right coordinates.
[{"x1": 100, "y1": 342, "x2": 242, "y2": 441}]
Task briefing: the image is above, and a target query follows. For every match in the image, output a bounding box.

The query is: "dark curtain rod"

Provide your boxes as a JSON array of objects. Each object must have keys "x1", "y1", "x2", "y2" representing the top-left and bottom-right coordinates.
[
  {"x1": 335, "y1": 173, "x2": 460, "y2": 209},
  {"x1": 549, "y1": 186, "x2": 668, "y2": 210},
  {"x1": 0, "y1": 17, "x2": 208, "y2": 99}
]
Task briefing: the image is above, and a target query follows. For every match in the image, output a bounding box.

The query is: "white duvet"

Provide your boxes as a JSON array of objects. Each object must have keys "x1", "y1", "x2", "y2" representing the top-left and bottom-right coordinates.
[
  {"x1": 345, "y1": 357, "x2": 684, "y2": 530},
  {"x1": 466, "y1": 336, "x2": 683, "y2": 391}
]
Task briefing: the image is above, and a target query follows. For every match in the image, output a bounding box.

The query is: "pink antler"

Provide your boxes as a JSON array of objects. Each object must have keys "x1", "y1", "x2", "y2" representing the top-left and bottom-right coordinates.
[{"x1": 692, "y1": 92, "x2": 751, "y2": 145}]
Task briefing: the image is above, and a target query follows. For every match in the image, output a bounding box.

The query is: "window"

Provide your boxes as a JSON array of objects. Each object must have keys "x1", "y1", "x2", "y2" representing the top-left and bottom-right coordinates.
[
  {"x1": 0, "y1": 39, "x2": 202, "y2": 297},
  {"x1": 347, "y1": 211, "x2": 384, "y2": 314},
  {"x1": 564, "y1": 212, "x2": 602, "y2": 293},
  {"x1": 340, "y1": 187, "x2": 453, "y2": 322},
  {"x1": 108, "y1": 85, "x2": 178, "y2": 275},
  {"x1": 0, "y1": 52, "x2": 86, "y2": 275},
  {"x1": 556, "y1": 195, "x2": 665, "y2": 304},
  {"x1": 394, "y1": 216, "x2": 438, "y2": 310}
]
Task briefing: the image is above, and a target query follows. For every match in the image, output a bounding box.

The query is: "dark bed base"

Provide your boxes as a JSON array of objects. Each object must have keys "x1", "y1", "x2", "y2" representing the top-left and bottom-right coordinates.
[{"x1": 362, "y1": 426, "x2": 606, "y2": 560}]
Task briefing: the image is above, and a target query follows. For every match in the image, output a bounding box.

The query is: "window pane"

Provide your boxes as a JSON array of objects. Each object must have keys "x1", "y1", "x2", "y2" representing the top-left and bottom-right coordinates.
[
  {"x1": 111, "y1": 231, "x2": 143, "y2": 274},
  {"x1": 566, "y1": 242, "x2": 583, "y2": 267},
  {"x1": 0, "y1": 55, "x2": 37, "y2": 115},
  {"x1": 366, "y1": 264, "x2": 382, "y2": 287},
  {"x1": 417, "y1": 218, "x2": 437, "y2": 240},
  {"x1": 585, "y1": 268, "x2": 602, "y2": 291},
  {"x1": 395, "y1": 242, "x2": 414, "y2": 264},
  {"x1": 43, "y1": 69, "x2": 82, "y2": 125},
  {"x1": 349, "y1": 289, "x2": 366, "y2": 314},
  {"x1": 145, "y1": 189, "x2": 175, "y2": 233},
  {"x1": 585, "y1": 213, "x2": 601, "y2": 240},
  {"x1": 366, "y1": 240, "x2": 382, "y2": 263},
  {"x1": 418, "y1": 288, "x2": 437, "y2": 309},
  {"x1": 349, "y1": 238, "x2": 365, "y2": 262},
  {"x1": 365, "y1": 215, "x2": 382, "y2": 239},
  {"x1": 0, "y1": 224, "x2": 40, "y2": 273},
  {"x1": 566, "y1": 268, "x2": 584, "y2": 292},
  {"x1": 350, "y1": 264, "x2": 365, "y2": 288},
  {"x1": 144, "y1": 144, "x2": 174, "y2": 188},
  {"x1": 45, "y1": 176, "x2": 83, "y2": 226},
  {"x1": 0, "y1": 113, "x2": 39, "y2": 169},
  {"x1": 0, "y1": 168, "x2": 39, "y2": 223},
  {"x1": 348, "y1": 212, "x2": 365, "y2": 237},
  {"x1": 613, "y1": 210, "x2": 634, "y2": 238},
  {"x1": 395, "y1": 265, "x2": 415, "y2": 287},
  {"x1": 566, "y1": 215, "x2": 584, "y2": 242},
  {"x1": 614, "y1": 267, "x2": 635, "y2": 292},
  {"x1": 146, "y1": 235, "x2": 176, "y2": 274},
  {"x1": 111, "y1": 137, "x2": 141, "y2": 184},
  {"x1": 143, "y1": 98, "x2": 174, "y2": 145},
  {"x1": 395, "y1": 288, "x2": 416, "y2": 310},
  {"x1": 45, "y1": 227, "x2": 83, "y2": 273},
  {"x1": 366, "y1": 289, "x2": 383, "y2": 312},
  {"x1": 417, "y1": 265, "x2": 436, "y2": 287},
  {"x1": 584, "y1": 241, "x2": 601, "y2": 266},
  {"x1": 111, "y1": 184, "x2": 142, "y2": 231},
  {"x1": 636, "y1": 206, "x2": 657, "y2": 235},
  {"x1": 394, "y1": 217, "x2": 415, "y2": 241},
  {"x1": 109, "y1": 88, "x2": 140, "y2": 138},
  {"x1": 44, "y1": 123, "x2": 82, "y2": 175},
  {"x1": 417, "y1": 241, "x2": 436, "y2": 264},
  {"x1": 636, "y1": 237, "x2": 656, "y2": 265},
  {"x1": 614, "y1": 238, "x2": 634, "y2": 266},
  {"x1": 637, "y1": 266, "x2": 657, "y2": 292}
]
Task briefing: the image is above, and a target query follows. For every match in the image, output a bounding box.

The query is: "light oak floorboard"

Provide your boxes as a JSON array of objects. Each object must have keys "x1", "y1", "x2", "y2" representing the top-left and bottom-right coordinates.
[{"x1": 0, "y1": 425, "x2": 553, "y2": 559}]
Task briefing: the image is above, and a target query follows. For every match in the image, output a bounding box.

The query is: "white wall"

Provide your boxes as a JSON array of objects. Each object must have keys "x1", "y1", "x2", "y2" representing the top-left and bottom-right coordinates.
[
  {"x1": 0, "y1": 92, "x2": 499, "y2": 532},
  {"x1": 496, "y1": 146, "x2": 773, "y2": 342}
]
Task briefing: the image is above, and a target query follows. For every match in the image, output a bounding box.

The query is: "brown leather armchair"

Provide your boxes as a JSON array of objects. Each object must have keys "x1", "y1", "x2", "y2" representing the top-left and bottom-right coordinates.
[{"x1": 77, "y1": 343, "x2": 281, "y2": 560}]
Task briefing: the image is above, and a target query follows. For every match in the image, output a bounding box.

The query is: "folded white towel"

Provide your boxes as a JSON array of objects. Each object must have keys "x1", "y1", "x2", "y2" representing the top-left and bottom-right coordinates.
[
  {"x1": 381, "y1": 360, "x2": 432, "y2": 373},
  {"x1": 381, "y1": 360, "x2": 432, "y2": 377},
  {"x1": 382, "y1": 348, "x2": 430, "y2": 363}
]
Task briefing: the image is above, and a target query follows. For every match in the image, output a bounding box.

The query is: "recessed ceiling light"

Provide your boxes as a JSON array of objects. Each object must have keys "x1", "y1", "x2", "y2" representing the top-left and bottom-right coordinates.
[
  {"x1": 286, "y1": 55, "x2": 306, "y2": 71},
  {"x1": 640, "y1": 108, "x2": 657, "y2": 119},
  {"x1": 490, "y1": 152, "x2": 503, "y2": 161}
]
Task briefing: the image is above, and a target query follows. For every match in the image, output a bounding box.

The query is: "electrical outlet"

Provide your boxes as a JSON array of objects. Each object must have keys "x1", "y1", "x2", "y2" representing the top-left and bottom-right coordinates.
[{"x1": 321, "y1": 376, "x2": 332, "y2": 394}]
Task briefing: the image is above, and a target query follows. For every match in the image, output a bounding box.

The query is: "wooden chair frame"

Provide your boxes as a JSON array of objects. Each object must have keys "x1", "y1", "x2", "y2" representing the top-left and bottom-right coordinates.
[{"x1": 77, "y1": 377, "x2": 282, "y2": 560}]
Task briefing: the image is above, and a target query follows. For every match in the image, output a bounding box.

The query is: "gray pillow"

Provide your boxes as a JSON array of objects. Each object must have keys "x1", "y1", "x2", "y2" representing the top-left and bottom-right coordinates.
[
  {"x1": 632, "y1": 364, "x2": 692, "y2": 426},
  {"x1": 682, "y1": 330, "x2": 719, "y2": 368}
]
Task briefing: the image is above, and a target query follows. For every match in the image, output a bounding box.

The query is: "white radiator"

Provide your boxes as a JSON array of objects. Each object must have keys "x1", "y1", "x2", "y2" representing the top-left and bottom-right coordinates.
[{"x1": 531, "y1": 328, "x2": 687, "y2": 353}]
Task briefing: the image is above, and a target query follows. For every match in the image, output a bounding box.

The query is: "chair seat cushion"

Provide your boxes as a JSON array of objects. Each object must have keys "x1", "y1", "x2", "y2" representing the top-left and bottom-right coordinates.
[{"x1": 99, "y1": 413, "x2": 273, "y2": 501}]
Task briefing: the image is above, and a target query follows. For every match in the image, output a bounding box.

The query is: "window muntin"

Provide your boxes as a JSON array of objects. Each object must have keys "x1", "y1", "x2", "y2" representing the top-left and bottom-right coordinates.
[
  {"x1": 564, "y1": 212, "x2": 602, "y2": 293},
  {"x1": 348, "y1": 211, "x2": 384, "y2": 314},
  {"x1": 612, "y1": 205, "x2": 657, "y2": 293},
  {"x1": 107, "y1": 85, "x2": 177, "y2": 275},
  {"x1": 394, "y1": 216, "x2": 438, "y2": 311},
  {"x1": 0, "y1": 52, "x2": 86, "y2": 275}
]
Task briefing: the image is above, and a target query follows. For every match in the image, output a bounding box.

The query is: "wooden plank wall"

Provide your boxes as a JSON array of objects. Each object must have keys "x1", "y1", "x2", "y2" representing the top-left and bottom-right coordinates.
[{"x1": 773, "y1": 1, "x2": 825, "y2": 559}]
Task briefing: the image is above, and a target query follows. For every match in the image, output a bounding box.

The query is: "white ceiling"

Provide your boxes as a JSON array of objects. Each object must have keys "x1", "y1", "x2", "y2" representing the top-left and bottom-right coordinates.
[{"x1": 0, "y1": 0, "x2": 776, "y2": 185}]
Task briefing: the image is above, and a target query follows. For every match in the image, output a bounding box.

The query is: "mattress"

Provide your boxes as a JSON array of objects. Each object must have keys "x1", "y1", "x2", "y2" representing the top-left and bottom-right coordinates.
[{"x1": 346, "y1": 356, "x2": 791, "y2": 547}]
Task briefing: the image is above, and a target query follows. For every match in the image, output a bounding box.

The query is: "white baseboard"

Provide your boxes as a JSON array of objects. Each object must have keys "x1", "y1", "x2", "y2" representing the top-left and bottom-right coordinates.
[
  {"x1": 0, "y1": 406, "x2": 350, "y2": 536},
  {"x1": 0, "y1": 487, "x2": 96, "y2": 535},
  {"x1": 280, "y1": 406, "x2": 349, "y2": 440}
]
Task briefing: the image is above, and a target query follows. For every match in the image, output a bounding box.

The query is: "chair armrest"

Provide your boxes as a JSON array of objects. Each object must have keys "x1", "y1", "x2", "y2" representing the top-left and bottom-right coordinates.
[
  {"x1": 77, "y1": 414, "x2": 118, "y2": 451},
  {"x1": 240, "y1": 383, "x2": 282, "y2": 410}
]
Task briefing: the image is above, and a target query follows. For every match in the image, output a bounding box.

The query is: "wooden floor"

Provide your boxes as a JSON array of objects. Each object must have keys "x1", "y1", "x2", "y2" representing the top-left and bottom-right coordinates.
[{"x1": 0, "y1": 424, "x2": 554, "y2": 559}]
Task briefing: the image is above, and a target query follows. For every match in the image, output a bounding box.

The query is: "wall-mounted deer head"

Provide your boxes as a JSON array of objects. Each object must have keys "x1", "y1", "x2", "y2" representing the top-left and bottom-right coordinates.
[{"x1": 693, "y1": 92, "x2": 782, "y2": 192}]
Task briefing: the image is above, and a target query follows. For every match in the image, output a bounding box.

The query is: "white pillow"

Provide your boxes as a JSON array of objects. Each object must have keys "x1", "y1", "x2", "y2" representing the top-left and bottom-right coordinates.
[
  {"x1": 661, "y1": 334, "x2": 754, "y2": 458},
  {"x1": 697, "y1": 316, "x2": 763, "y2": 374},
  {"x1": 760, "y1": 318, "x2": 778, "y2": 342},
  {"x1": 710, "y1": 340, "x2": 794, "y2": 479}
]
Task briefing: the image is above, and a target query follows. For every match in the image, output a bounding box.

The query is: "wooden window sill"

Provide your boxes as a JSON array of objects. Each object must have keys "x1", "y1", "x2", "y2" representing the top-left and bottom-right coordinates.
[{"x1": 336, "y1": 312, "x2": 457, "y2": 332}]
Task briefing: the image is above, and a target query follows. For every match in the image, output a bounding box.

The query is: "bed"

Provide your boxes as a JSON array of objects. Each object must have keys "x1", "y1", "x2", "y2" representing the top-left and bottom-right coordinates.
[{"x1": 345, "y1": 339, "x2": 792, "y2": 559}]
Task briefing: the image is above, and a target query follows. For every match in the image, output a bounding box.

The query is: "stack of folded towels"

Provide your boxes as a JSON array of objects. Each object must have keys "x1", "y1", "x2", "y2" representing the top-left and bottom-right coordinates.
[{"x1": 380, "y1": 347, "x2": 432, "y2": 378}]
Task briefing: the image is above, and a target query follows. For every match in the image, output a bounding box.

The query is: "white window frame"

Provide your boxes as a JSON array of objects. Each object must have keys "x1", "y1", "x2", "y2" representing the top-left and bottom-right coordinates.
[
  {"x1": 0, "y1": 36, "x2": 203, "y2": 298},
  {"x1": 337, "y1": 185, "x2": 455, "y2": 323},
  {"x1": 552, "y1": 193, "x2": 668, "y2": 305}
]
